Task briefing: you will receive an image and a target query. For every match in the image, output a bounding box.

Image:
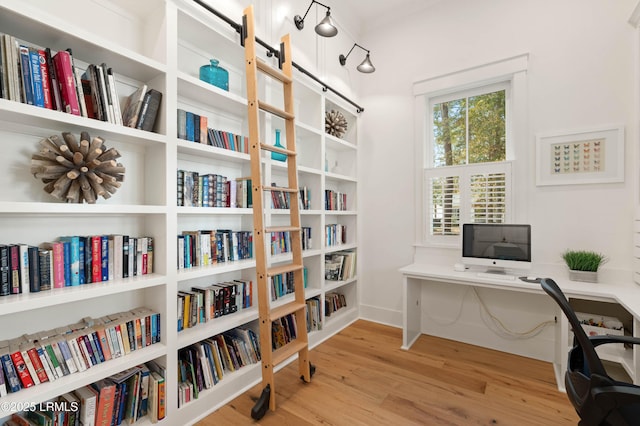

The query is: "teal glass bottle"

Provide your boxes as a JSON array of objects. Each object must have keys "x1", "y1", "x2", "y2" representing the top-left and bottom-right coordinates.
[
  {"x1": 271, "y1": 129, "x2": 286, "y2": 162},
  {"x1": 199, "y1": 59, "x2": 229, "y2": 91}
]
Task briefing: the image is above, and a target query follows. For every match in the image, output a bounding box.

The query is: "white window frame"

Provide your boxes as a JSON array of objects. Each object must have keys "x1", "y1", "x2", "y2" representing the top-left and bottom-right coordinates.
[{"x1": 413, "y1": 54, "x2": 529, "y2": 247}]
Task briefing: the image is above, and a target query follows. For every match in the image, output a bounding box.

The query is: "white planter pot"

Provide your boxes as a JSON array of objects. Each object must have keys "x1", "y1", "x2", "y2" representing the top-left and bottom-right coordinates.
[{"x1": 569, "y1": 270, "x2": 598, "y2": 283}]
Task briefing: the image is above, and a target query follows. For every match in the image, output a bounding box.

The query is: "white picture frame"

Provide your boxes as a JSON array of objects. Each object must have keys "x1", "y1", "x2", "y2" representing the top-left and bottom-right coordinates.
[{"x1": 535, "y1": 125, "x2": 624, "y2": 186}]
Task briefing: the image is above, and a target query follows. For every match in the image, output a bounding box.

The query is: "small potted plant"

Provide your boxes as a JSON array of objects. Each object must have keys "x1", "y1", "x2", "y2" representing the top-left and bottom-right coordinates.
[{"x1": 562, "y1": 250, "x2": 608, "y2": 283}]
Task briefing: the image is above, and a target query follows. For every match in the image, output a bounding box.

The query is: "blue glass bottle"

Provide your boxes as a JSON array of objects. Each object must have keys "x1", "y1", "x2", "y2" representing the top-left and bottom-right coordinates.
[
  {"x1": 199, "y1": 59, "x2": 229, "y2": 91},
  {"x1": 271, "y1": 129, "x2": 286, "y2": 162}
]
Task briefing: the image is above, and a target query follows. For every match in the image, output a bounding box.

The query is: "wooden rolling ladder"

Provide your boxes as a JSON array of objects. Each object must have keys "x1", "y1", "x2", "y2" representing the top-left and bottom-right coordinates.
[{"x1": 242, "y1": 6, "x2": 315, "y2": 420}]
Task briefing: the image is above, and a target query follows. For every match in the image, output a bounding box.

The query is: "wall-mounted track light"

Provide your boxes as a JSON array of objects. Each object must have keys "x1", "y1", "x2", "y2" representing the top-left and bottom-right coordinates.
[
  {"x1": 339, "y1": 43, "x2": 375, "y2": 73},
  {"x1": 294, "y1": 1, "x2": 338, "y2": 37}
]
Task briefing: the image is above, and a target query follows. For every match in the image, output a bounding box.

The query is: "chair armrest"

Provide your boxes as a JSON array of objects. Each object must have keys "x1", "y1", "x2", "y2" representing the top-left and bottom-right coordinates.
[
  {"x1": 589, "y1": 335, "x2": 640, "y2": 348},
  {"x1": 591, "y1": 384, "x2": 640, "y2": 411}
]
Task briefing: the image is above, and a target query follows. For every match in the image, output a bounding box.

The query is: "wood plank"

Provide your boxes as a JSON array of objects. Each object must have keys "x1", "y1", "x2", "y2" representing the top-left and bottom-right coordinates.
[{"x1": 196, "y1": 320, "x2": 579, "y2": 425}]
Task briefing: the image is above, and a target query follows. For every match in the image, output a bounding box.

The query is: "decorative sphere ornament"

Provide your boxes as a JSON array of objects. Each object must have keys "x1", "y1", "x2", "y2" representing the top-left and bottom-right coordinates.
[
  {"x1": 325, "y1": 109, "x2": 348, "y2": 138},
  {"x1": 31, "y1": 131, "x2": 125, "y2": 203}
]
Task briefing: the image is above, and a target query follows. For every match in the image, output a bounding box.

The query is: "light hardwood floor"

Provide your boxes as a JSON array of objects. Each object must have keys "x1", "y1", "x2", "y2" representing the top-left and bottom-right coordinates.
[{"x1": 196, "y1": 320, "x2": 579, "y2": 425}]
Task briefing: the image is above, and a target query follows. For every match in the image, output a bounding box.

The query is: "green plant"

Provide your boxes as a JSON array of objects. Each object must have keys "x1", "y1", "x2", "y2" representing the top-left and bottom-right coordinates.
[{"x1": 562, "y1": 250, "x2": 608, "y2": 272}]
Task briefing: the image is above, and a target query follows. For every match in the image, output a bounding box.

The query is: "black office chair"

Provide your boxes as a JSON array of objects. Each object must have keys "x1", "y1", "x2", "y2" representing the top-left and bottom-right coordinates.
[{"x1": 540, "y1": 278, "x2": 640, "y2": 425}]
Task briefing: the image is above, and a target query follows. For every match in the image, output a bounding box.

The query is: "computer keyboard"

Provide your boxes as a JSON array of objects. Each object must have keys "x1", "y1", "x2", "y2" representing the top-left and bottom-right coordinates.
[{"x1": 476, "y1": 272, "x2": 517, "y2": 280}]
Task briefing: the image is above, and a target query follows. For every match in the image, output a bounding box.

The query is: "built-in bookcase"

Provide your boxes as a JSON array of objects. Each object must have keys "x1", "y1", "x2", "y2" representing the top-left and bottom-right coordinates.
[{"x1": 0, "y1": 0, "x2": 359, "y2": 424}]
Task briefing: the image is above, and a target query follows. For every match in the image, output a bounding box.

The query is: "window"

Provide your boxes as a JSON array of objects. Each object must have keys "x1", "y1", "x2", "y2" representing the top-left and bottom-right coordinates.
[
  {"x1": 425, "y1": 82, "x2": 512, "y2": 242},
  {"x1": 413, "y1": 54, "x2": 527, "y2": 246}
]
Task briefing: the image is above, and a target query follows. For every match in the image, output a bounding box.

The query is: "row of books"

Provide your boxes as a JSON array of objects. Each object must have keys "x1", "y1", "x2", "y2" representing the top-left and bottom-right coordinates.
[
  {"x1": 272, "y1": 313, "x2": 298, "y2": 350},
  {"x1": 177, "y1": 229, "x2": 253, "y2": 269},
  {"x1": 325, "y1": 250, "x2": 357, "y2": 281},
  {"x1": 0, "y1": 235, "x2": 154, "y2": 297},
  {"x1": 6, "y1": 359, "x2": 165, "y2": 426},
  {"x1": 0, "y1": 308, "x2": 161, "y2": 399},
  {"x1": 306, "y1": 297, "x2": 322, "y2": 332},
  {"x1": 177, "y1": 108, "x2": 249, "y2": 153},
  {"x1": 325, "y1": 224, "x2": 347, "y2": 247},
  {"x1": 325, "y1": 189, "x2": 348, "y2": 211},
  {"x1": 178, "y1": 327, "x2": 260, "y2": 407},
  {"x1": 325, "y1": 292, "x2": 348, "y2": 317},
  {"x1": 177, "y1": 170, "x2": 252, "y2": 208},
  {"x1": 0, "y1": 34, "x2": 162, "y2": 132},
  {"x1": 178, "y1": 279, "x2": 253, "y2": 332},
  {"x1": 270, "y1": 268, "x2": 308, "y2": 301},
  {"x1": 269, "y1": 185, "x2": 311, "y2": 211}
]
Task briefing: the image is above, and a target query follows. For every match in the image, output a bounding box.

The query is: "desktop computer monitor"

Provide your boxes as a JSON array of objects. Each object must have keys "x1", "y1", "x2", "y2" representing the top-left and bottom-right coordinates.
[{"x1": 462, "y1": 223, "x2": 532, "y2": 274}]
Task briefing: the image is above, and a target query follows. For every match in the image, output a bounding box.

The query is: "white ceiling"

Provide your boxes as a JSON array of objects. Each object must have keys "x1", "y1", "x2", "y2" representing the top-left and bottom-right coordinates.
[{"x1": 341, "y1": 0, "x2": 441, "y2": 33}]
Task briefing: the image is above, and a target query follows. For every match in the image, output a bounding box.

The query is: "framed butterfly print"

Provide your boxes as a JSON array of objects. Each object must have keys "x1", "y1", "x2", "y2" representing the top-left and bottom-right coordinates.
[{"x1": 535, "y1": 125, "x2": 624, "y2": 186}]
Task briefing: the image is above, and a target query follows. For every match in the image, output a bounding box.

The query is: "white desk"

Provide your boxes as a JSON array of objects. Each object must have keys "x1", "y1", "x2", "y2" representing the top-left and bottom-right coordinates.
[{"x1": 400, "y1": 263, "x2": 640, "y2": 390}]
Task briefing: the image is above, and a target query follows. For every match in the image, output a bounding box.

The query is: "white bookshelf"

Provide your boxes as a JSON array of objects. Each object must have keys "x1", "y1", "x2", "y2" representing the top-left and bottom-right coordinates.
[{"x1": 0, "y1": 1, "x2": 360, "y2": 424}]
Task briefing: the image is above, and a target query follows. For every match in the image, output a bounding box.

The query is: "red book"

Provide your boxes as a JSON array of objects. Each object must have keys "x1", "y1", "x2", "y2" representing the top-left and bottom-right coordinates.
[
  {"x1": 52, "y1": 50, "x2": 80, "y2": 115},
  {"x1": 91, "y1": 378, "x2": 116, "y2": 426},
  {"x1": 91, "y1": 235, "x2": 101, "y2": 283},
  {"x1": 9, "y1": 347, "x2": 35, "y2": 389},
  {"x1": 42, "y1": 241, "x2": 65, "y2": 288},
  {"x1": 9, "y1": 244, "x2": 21, "y2": 294},
  {"x1": 25, "y1": 346, "x2": 49, "y2": 384},
  {"x1": 37, "y1": 49, "x2": 53, "y2": 109}
]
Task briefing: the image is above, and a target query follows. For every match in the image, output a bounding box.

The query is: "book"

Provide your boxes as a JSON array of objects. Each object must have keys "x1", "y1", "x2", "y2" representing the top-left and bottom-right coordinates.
[
  {"x1": 75, "y1": 384, "x2": 98, "y2": 426},
  {"x1": 121, "y1": 84, "x2": 147, "y2": 128},
  {"x1": 22, "y1": 342, "x2": 48, "y2": 384},
  {"x1": 44, "y1": 47, "x2": 62, "y2": 111},
  {"x1": 37, "y1": 49, "x2": 53, "y2": 109},
  {"x1": 67, "y1": 48, "x2": 87, "y2": 117},
  {"x1": 28, "y1": 47, "x2": 44, "y2": 107},
  {"x1": 136, "y1": 89, "x2": 162, "y2": 132},
  {"x1": 9, "y1": 344, "x2": 35, "y2": 389},
  {"x1": 8, "y1": 244, "x2": 20, "y2": 294},
  {"x1": 107, "y1": 67, "x2": 123, "y2": 125},
  {"x1": 27, "y1": 245, "x2": 40, "y2": 292},
  {"x1": 0, "y1": 346, "x2": 21, "y2": 393},
  {"x1": 0, "y1": 245, "x2": 10, "y2": 296},
  {"x1": 41, "y1": 241, "x2": 65, "y2": 288},
  {"x1": 91, "y1": 378, "x2": 117, "y2": 426},
  {"x1": 37, "y1": 248, "x2": 52, "y2": 291},
  {"x1": 52, "y1": 49, "x2": 80, "y2": 115},
  {"x1": 18, "y1": 44, "x2": 34, "y2": 105}
]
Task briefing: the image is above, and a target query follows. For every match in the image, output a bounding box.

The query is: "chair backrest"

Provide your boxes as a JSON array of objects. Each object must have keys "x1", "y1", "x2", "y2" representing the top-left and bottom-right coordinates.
[{"x1": 540, "y1": 278, "x2": 608, "y2": 377}]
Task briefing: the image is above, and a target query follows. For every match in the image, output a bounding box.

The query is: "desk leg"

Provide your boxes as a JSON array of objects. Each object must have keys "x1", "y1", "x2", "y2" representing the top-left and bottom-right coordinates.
[
  {"x1": 554, "y1": 307, "x2": 568, "y2": 392},
  {"x1": 402, "y1": 276, "x2": 422, "y2": 350}
]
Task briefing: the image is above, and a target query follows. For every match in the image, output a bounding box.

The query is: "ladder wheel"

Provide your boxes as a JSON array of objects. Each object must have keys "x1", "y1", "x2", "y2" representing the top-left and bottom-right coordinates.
[
  {"x1": 300, "y1": 362, "x2": 316, "y2": 382},
  {"x1": 251, "y1": 384, "x2": 271, "y2": 420}
]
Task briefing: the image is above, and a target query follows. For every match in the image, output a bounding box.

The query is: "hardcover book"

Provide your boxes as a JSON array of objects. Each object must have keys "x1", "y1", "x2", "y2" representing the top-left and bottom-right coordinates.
[
  {"x1": 136, "y1": 89, "x2": 162, "y2": 132},
  {"x1": 52, "y1": 49, "x2": 80, "y2": 115}
]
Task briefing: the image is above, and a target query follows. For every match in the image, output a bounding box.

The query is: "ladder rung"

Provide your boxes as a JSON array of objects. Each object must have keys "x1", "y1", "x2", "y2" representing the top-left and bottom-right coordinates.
[
  {"x1": 260, "y1": 143, "x2": 296, "y2": 157},
  {"x1": 267, "y1": 263, "x2": 303, "y2": 277},
  {"x1": 262, "y1": 185, "x2": 297, "y2": 193},
  {"x1": 272, "y1": 339, "x2": 308, "y2": 367},
  {"x1": 257, "y1": 59, "x2": 293, "y2": 84},
  {"x1": 265, "y1": 226, "x2": 300, "y2": 233},
  {"x1": 270, "y1": 301, "x2": 306, "y2": 322},
  {"x1": 258, "y1": 100, "x2": 294, "y2": 120}
]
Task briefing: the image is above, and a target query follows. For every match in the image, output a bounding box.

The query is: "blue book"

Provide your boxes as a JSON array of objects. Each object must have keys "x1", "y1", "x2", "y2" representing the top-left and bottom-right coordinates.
[
  {"x1": 59, "y1": 236, "x2": 80, "y2": 286},
  {"x1": 78, "y1": 238, "x2": 85, "y2": 284},
  {"x1": 60, "y1": 240, "x2": 71, "y2": 286},
  {"x1": 28, "y1": 47, "x2": 44, "y2": 107},
  {"x1": 18, "y1": 45, "x2": 34, "y2": 105},
  {"x1": 0, "y1": 352, "x2": 21, "y2": 393},
  {"x1": 186, "y1": 111, "x2": 195, "y2": 141},
  {"x1": 101, "y1": 235, "x2": 108, "y2": 281}
]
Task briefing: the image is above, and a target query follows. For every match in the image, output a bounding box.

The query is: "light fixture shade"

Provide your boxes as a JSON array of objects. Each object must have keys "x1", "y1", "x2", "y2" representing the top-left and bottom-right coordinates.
[
  {"x1": 357, "y1": 54, "x2": 375, "y2": 73},
  {"x1": 315, "y1": 11, "x2": 338, "y2": 37}
]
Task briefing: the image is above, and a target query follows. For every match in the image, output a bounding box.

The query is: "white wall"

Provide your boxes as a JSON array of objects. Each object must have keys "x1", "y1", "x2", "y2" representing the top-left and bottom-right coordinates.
[
  {"x1": 357, "y1": 0, "x2": 639, "y2": 326},
  {"x1": 198, "y1": 0, "x2": 639, "y2": 329}
]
